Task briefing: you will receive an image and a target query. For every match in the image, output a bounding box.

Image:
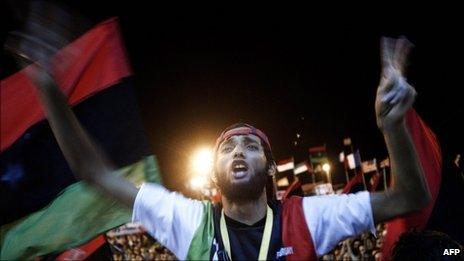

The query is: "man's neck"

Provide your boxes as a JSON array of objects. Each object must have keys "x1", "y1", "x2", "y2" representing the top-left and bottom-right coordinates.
[{"x1": 222, "y1": 192, "x2": 267, "y2": 225}]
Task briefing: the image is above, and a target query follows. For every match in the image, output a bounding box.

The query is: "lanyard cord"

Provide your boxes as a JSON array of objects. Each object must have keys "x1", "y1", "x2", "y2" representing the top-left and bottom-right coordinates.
[{"x1": 220, "y1": 205, "x2": 273, "y2": 261}]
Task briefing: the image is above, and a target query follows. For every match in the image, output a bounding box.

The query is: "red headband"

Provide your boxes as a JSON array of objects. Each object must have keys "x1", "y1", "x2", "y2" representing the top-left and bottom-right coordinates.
[{"x1": 215, "y1": 124, "x2": 271, "y2": 151}]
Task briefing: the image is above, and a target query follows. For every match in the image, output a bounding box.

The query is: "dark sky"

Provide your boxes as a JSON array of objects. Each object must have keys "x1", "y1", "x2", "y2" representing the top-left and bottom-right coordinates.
[{"x1": 2, "y1": 2, "x2": 463, "y2": 192}]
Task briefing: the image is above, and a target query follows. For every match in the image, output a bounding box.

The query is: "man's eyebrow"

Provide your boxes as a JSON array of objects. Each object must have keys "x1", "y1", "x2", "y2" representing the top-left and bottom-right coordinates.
[
  {"x1": 220, "y1": 138, "x2": 235, "y2": 147},
  {"x1": 243, "y1": 137, "x2": 260, "y2": 144}
]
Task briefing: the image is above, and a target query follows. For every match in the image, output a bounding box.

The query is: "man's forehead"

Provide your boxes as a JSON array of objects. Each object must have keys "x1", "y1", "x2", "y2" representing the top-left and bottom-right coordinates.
[
  {"x1": 220, "y1": 134, "x2": 262, "y2": 145},
  {"x1": 215, "y1": 124, "x2": 271, "y2": 151}
]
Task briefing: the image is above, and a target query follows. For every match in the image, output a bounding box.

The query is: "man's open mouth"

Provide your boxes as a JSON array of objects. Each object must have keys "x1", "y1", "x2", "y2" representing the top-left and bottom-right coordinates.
[{"x1": 231, "y1": 160, "x2": 249, "y2": 179}]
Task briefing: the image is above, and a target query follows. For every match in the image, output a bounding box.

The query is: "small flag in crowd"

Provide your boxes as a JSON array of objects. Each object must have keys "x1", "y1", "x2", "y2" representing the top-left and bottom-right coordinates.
[
  {"x1": 339, "y1": 152, "x2": 345, "y2": 163},
  {"x1": 346, "y1": 150, "x2": 362, "y2": 170},
  {"x1": 309, "y1": 145, "x2": 328, "y2": 171},
  {"x1": 362, "y1": 158, "x2": 378, "y2": 173},
  {"x1": 380, "y1": 158, "x2": 390, "y2": 168},
  {"x1": 308, "y1": 145, "x2": 326, "y2": 154},
  {"x1": 368, "y1": 172, "x2": 381, "y2": 192},
  {"x1": 294, "y1": 161, "x2": 311, "y2": 175},
  {"x1": 276, "y1": 158, "x2": 294, "y2": 173},
  {"x1": 343, "y1": 137, "x2": 352, "y2": 146},
  {"x1": 276, "y1": 177, "x2": 290, "y2": 187}
]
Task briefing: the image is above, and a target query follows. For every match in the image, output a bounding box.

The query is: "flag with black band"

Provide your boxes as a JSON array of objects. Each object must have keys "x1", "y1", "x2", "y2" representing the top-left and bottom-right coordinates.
[{"x1": 0, "y1": 17, "x2": 161, "y2": 259}]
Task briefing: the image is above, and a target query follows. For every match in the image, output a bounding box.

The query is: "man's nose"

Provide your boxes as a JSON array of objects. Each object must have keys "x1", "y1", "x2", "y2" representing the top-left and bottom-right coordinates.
[{"x1": 232, "y1": 145, "x2": 245, "y2": 158}]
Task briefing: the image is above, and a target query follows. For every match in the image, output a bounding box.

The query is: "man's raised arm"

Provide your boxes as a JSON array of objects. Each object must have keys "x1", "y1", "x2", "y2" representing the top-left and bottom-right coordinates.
[
  {"x1": 370, "y1": 37, "x2": 431, "y2": 223},
  {"x1": 6, "y1": 19, "x2": 138, "y2": 208}
]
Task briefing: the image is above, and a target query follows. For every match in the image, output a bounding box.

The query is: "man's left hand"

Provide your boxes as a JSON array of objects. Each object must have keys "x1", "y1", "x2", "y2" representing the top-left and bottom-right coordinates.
[{"x1": 375, "y1": 36, "x2": 416, "y2": 133}]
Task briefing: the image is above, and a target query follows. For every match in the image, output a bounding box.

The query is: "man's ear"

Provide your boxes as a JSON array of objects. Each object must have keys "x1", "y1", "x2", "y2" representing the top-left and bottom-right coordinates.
[{"x1": 267, "y1": 162, "x2": 276, "y2": 176}]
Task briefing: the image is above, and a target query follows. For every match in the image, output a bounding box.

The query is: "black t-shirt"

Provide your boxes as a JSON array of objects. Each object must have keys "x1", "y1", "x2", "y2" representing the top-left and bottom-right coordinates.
[{"x1": 211, "y1": 201, "x2": 284, "y2": 260}]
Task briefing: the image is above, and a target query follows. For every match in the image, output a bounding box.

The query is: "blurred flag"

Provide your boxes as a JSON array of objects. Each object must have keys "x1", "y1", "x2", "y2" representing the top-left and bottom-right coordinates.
[
  {"x1": 343, "y1": 137, "x2": 352, "y2": 146},
  {"x1": 309, "y1": 145, "x2": 329, "y2": 185},
  {"x1": 293, "y1": 161, "x2": 314, "y2": 190},
  {"x1": 342, "y1": 137, "x2": 357, "y2": 182},
  {"x1": 339, "y1": 152, "x2": 345, "y2": 163},
  {"x1": 276, "y1": 158, "x2": 294, "y2": 172},
  {"x1": 308, "y1": 145, "x2": 326, "y2": 154},
  {"x1": 346, "y1": 150, "x2": 362, "y2": 170},
  {"x1": 0, "y1": 18, "x2": 160, "y2": 259},
  {"x1": 368, "y1": 172, "x2": 381, "y2": 192},
  {"x1": 378, "y1": 158, "x2": 391, "y2": 191},
  {"x1": 279, "y1": 160, "x2": 306, "y2": 199},
  {"x1": 294, "y1": 161, "x2": 310, "y2": 175},
  {"x1": 380, "y1": 158, "x2": 390, "y2": 168},
  {"x1": 309, "y1": 145, "x2": 328, "y2": 171},
  {"x1": 362, "y1": 158, "x2": 378, "y2": 173},
  {"x1": 277, "y1": 177, "x2": 290, "y2": 187},
  {"x1": 381, "y1": 110, "x2": 442, "y2": 260},
  {"x1": 275, "y1": 158, "x2": 295, "y2": 194}
]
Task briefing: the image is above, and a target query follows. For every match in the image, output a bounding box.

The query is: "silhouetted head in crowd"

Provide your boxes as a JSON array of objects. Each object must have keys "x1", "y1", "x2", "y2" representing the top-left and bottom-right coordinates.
[{"x1": 391, "y1": 229, "x2": 463, "y2": 260}]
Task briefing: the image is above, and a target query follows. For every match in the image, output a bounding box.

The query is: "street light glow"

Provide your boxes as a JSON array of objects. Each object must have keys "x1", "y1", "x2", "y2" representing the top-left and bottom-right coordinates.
[
  {"x1": 189, "y1": 147, "x2": 214, "y2": 193},
  {"x1": 322, "y1": 163, "x2": 332, "y2": 185},
  {"x1": 190, "y1": 176, "x2": 208, "y2": 190},
  {"x1": 322, "y1": 163, "x2": 331, "y2": 173},
  {"x1": 191, "y1": 147, "x2": 213, "y2": 175}
]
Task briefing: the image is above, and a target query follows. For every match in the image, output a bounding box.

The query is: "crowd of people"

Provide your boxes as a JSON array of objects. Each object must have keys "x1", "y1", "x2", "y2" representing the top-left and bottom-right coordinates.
[
  {"x1": 322, "y1": 224, "x2": 386, "y2": 261},
  {"x1": 106, "y1": 225, "x2": 177, "y2": 261},
  {"x1": 104, "y1": 223, "x2": 388, "y2": 261}
]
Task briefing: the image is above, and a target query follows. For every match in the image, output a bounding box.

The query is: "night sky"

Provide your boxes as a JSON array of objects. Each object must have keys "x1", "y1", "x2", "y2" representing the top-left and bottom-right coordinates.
[{"x1": 2, "y1": 2, "x2": 463, "y2": 193}]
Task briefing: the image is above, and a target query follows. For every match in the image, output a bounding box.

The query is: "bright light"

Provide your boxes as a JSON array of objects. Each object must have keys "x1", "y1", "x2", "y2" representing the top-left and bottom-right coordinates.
[
  {"x1": 322, "y1": 163, "x2": 331, "y2": 173},
  {"x1": 190, "y1": 176, "x2": 208, "y2": 190},
  {"x1": 322, "y1": 163, "x2": 332, "y2": 185},
  {"x1": 191, "y1": 147, "x2": 214, "y2": 175}
]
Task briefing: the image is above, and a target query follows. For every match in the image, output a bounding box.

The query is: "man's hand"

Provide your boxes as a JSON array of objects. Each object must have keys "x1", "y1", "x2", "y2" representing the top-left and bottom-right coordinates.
[
  {"x1": 4, "y1": 1, "x2": 88, "y2": 85},
  {"x1": 375, "y1": 36, "x2": 416, "y2": 132},
  {"x1": 370, "y1": 36, "x2": 430, "y2": 224}
]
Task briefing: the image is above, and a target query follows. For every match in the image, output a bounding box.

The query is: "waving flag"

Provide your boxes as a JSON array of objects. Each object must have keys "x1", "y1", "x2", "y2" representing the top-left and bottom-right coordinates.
[
  {"x1": 346, "y1": 150, "x2": 362, "y2": 170},
  {"x1": 381, "y1": 110, "x2": 442, "y2": 259},
  {"x1": 277, "y1": 157, "x2": 295, "y2": 172},
  {"x1": 0, "y1": 18, "x2": 161, "y2": 259},
  {"x1": 362, "y1": 158, "x2": 378, "y2": 173}
]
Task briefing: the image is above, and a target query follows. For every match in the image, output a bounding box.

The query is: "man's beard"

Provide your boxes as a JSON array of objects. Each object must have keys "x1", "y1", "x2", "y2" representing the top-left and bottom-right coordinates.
[{"x1": 216, "y1": 167, "x2": 267, "y2": 203}]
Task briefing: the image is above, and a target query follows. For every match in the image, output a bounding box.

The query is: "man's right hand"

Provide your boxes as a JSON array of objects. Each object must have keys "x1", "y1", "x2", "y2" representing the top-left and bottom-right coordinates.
[{"x1": 4, "y1": 1, "x2": 86, "y2": 84}]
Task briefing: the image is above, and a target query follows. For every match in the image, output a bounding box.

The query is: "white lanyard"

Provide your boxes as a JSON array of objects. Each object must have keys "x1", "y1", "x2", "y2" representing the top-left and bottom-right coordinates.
[{"x1": 220, "y1": 205, "x2": 273, "y2": 261}]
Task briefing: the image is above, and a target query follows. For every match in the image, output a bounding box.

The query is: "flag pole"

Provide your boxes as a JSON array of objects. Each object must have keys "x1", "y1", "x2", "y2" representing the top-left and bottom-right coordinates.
[
  {"x1": 382, "y1": 167, "x2": 387, "y2": 191},
  {"x1": 342, "y1": 138, "x2": 353, "y2": 184},
  {"x1": 355, "y1": 150, "x2": 367, "y2": 190},
  {"x1": 361, "y1": 169, "x2": 367, "y2": 190},
  {"x1": 344, "y1": 163, "x2": 349, "y2": 184}
]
